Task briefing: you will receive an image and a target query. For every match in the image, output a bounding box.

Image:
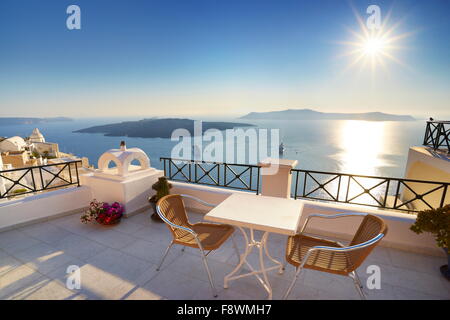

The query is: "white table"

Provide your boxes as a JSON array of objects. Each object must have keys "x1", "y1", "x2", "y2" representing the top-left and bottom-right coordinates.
[{"x1": 204, "y1": 193, "x2": 304, "y2": 299}]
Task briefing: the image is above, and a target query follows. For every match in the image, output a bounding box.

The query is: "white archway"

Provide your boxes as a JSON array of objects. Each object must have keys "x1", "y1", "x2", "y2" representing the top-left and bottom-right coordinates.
[{"x1": 97, "y1": 147, "x2": 150, "y2": 176}]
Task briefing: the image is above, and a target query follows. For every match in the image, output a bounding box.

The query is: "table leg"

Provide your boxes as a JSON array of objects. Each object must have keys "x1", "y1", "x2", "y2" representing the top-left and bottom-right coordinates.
[
  {"x1": 224, "y1": 227, "x2": 282, "y2": 299},
  {"x1": 263, "y1": 233, "x2": 285, "y2": 274},
  {"x1": 259, "y1": 232, "x2": 273, "y2": 299},
  {"x1": 224, "y1": 226, "x2": 251, "y2": 289}
]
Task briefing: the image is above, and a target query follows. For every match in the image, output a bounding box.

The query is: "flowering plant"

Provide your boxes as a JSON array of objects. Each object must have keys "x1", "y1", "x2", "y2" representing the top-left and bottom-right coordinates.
[{"x1": 81, "y1": 199, "x2": 124, "y2": 225}]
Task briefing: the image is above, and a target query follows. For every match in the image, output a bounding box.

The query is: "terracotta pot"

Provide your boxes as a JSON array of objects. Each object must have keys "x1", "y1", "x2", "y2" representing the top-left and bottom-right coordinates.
[
  {"x1": 96, "y1": 215, "x2": 121, "y2": 225},
  {"x1": 150, "y1": 201, "x2": 163, "y2": 222},
  {"x1": 440, "y1": 248, "x2": 450, "y2": 281}
]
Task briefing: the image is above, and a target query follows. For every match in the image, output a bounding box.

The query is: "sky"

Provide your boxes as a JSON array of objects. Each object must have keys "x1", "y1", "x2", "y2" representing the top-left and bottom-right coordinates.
[{"x1": 0, "y1": 0, "x2": 449, "y2": 119}]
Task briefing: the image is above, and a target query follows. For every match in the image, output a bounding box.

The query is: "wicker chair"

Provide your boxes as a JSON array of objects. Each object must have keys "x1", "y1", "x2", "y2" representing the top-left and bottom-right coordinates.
[
  {"x1": 283, "y1": 213, "x2": 388, "y2": 300},
  {"x1": 156, "y1": 194, "x2": 238, "y2": 297}
]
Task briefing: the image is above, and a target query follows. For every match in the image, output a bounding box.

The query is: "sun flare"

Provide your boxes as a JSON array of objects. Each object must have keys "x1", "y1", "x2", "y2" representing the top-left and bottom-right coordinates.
[
  {"x1": 338, "y1": 8, "x2": 414, "y2": 73},
  {"x1": 362, "y1": 37, "x2": 386, "y2": 56}
]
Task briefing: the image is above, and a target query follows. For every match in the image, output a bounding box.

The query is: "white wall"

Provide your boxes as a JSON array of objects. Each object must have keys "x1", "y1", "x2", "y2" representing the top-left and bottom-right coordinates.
[
  {"x1": 402, "y1": 147, "x2": 450, "y2": 210},
  {"x1": 0, "y1": 186, "x2": 92, "y2": 231},
  {"x1": 80, "y1": 168, "x2": 163, "y2": 216}
]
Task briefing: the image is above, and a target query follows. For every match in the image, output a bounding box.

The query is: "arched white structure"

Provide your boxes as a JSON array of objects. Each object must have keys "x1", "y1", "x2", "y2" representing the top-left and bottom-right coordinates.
[
  {"x1": 97, "y1": 147, "x2": 150, "y2": 176},
  {"x1": 0, "y1": 136, "x2": 27, "y2": 152},
  {"x1": 82, "y1": 144, "x2": 163, "y2": 216}
]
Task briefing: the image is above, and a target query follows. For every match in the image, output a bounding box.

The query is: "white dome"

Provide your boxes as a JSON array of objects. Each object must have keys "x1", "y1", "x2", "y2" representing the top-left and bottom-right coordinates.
[
  {"x1": 0, "y1": 136, "x2": 27, "y2": 152},
  {"x1": 29, "y1": 128, "x2": 45, "y2": 143}
]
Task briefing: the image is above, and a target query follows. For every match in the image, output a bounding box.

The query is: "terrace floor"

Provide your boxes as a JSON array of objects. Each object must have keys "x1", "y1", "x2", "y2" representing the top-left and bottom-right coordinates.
[{"x1": 0, "y1": 210, "x2": 449, "y2": 300}]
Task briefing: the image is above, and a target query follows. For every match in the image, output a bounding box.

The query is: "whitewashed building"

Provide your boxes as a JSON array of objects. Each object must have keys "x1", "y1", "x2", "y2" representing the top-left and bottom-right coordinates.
[{"x1": 0, "y1": 136, "x2": 27, "y2": 153}]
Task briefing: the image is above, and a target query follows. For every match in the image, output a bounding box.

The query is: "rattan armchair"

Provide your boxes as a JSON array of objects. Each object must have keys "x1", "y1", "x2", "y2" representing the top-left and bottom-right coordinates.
[
  {"x1": 283, "y1": 213, "x2": 388, "y2": 300},
  {"x1": 156, "y1": 194, "x2": 239, "y2": 297}
]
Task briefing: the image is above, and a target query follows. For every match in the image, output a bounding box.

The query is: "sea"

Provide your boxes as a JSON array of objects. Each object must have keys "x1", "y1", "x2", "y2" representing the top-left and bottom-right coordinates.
[{"x1": 0, "y1": 117, "x2": 426, "y2": 179}]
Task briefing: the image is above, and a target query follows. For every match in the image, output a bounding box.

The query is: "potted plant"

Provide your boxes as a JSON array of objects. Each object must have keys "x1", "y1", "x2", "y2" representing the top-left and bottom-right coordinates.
[
  {"x1": 410, "y1": 204, "x2": 450, "y2": 280},
  {"x1": 149, "y1": 176, "x2": 172, "y2": 222},
  {"x1": 81, "y1": 199, "x2": 124, "y2": 225}
]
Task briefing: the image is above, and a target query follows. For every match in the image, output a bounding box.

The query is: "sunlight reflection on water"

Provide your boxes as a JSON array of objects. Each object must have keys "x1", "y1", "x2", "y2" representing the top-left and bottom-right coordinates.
[{"x1": 333, "y1": 120, "x2": 395, "y2": 176}]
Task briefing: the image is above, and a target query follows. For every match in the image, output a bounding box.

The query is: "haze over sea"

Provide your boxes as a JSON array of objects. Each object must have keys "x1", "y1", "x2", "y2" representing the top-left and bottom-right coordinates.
[{"x1": 0, "y1": 117, "x2": 426, "y2": 178}]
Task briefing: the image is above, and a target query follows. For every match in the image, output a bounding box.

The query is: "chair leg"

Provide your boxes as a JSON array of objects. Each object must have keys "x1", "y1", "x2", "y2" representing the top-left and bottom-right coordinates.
[
  {"x1": 350, "y1": 271, "x2": 366, "y2": 300},
  {"x1": 156, "y1": 242, "x2": 174, "y2": 271},
  {"x1": 199, "y1": 248, "x2": 218, "y2": 298},
  {"x1": 283, "y1": 266, "x2": 303, "y2": 300}
]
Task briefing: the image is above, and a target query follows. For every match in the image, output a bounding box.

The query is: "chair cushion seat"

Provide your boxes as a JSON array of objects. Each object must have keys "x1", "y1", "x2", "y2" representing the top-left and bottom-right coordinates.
[
  {"x1": 174, "y1": 223, "x2": 235, "y2": 251},
  {"x1": 286, "y1": 234, "x2": 352, "y2": 275}
]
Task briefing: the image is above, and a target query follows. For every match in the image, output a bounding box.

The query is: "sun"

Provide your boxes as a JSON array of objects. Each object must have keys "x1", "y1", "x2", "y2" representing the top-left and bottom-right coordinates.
[
  {"x1": 337, "y1": 8, "x2": 414, "y2": 73},
  {"x1": 362, "y1": 37, "x2": 386, "y2": 56},
  {"x1": 343, "y1": 27, "x2": 401, "y2": 72},
  {"x1": 349, "y1": 28, "x2": 397, "y2": 62}
]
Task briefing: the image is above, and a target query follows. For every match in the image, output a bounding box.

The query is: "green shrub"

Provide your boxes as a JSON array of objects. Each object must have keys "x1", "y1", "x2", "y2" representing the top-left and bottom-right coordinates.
[
  {"x1": 410, "y1": 204, "x2": 450, "y2": 253},
  {"x1": 149, "y1": 176, "x2": 172, "y2": 203},
  {"x1": 12, "y1": 188, "x2": 27, "y2": 194}
]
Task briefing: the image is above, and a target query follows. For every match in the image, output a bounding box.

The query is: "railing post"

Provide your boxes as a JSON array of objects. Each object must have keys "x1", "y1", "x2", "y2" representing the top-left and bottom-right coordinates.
[
  {"x1": 423, "y1": 121, "x2": 432, "y2": 146},
  {"x1": 162, "y1": 158, "x2": 167, "y2": 176},
  {"x1": 75, "y1": 161, "x2": 80, "y2": 187},
  {"x1": 440, "y1": 184, "x2": 448, "y2": 208},
  {"x1": 258, "y1": 158, "x2": 298, "y2": 198},
  {"x1": 435, "y1": 123, "x2": 442, "y2": 150},
  {"x1": 293, "y1": 170, "x2": 299, "y2": 199},
  {"x1": 256, "y1": 166, "x2": 260, "y2": 195}
]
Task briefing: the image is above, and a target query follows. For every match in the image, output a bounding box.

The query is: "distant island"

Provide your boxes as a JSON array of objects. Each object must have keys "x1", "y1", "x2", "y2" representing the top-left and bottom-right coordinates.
[
  {"x1": 240, "y1": 109, "x2": 415, "y2": 121},
  {"x1": 74, "y1": 118, "x2": 255, "y2": 138},
  {"x1": 0, "y1": 117, "x2": 73, "y2": 125}
]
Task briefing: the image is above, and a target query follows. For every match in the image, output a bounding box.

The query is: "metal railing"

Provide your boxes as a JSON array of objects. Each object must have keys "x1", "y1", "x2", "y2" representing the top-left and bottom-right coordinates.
[
  {"x1": 159, "y1": 157, "x2": 449, "y2": 213},
  {"x1": 291, "y1": 169, "x2": 449, "y2": 213},
  {"x1": 160, "y1": 157, "x2": 261, "y2": 194},
  {"x1": 0, "y1": 160, "x2": 82, "y2": 199},
  {"x1": 423, "y1": 120, "x2": 450, "y2": 153}
]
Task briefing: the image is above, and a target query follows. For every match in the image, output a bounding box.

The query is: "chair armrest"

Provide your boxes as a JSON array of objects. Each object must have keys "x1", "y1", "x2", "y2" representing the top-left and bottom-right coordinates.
[
  {"x1": 180, "y1": 194, "x2": 217, "y2": 208},
  {"x1": 298, "y1": 233, "x2": 385, "y2": 268},
  {"x1": 300, "y1": 212, "x2": 368, "y2": 233},
  {"x1": 156, "y1": 205, "x2": 196, "y2": 235}
]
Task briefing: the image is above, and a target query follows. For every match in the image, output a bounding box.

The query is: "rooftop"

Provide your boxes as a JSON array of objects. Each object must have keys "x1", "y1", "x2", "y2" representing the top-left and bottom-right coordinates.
[{"x1": 1, "y1": 210, "x2": 449, "y2": 300}]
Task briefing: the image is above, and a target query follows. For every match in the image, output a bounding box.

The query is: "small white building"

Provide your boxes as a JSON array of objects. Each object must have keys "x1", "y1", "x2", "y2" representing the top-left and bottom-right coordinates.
[
  {"x1": 29, "y1": 128, "x2": 45, "y2": 143},
  {"x1": 0, "y1": 136, "x2": 27, "y2": 153},
  {"x1": 27, "y1": 128, "x2": 60, "y2": 158}
]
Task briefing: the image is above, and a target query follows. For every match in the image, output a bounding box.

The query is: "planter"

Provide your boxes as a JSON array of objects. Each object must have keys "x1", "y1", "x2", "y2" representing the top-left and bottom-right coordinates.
[
  {"x1": 150, "y1": 201, "x2": 163, "y2": 222},
  {"x1": 96, "y1": 216, "x2": 122, "y2": 225},
  {"x1": 149, "y1": 176, "x2": 172, "y2": 223},
  {"x1": 81, "y1": 200, "x2": 124, "y2": 225},
  {"x1": 440, "y1": 248, "x2": 450, "y2": 281}
]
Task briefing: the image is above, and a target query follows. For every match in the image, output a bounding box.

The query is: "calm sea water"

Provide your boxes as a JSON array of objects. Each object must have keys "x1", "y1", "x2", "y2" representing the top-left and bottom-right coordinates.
[{"x1": 0, "y1": 117, "x2": 425, "y2": 178}]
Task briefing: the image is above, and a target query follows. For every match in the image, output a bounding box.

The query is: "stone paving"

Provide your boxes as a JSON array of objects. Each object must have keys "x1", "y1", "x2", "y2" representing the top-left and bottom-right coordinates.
[{"x1": 0, "y1": 210, "x2": 449, "y2": 300}]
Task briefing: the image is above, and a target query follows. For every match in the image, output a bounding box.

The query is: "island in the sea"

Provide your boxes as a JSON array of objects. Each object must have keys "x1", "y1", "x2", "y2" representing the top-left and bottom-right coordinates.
[
  {"x1": 240, "y1": 108, "x2": 415, "y2": 121},
  {"x1": 0, "y1": 117, "x2": 73, "y2": 125},
  {"x1": 74, "y1": 118, "x2": 255, "y2": 138}
]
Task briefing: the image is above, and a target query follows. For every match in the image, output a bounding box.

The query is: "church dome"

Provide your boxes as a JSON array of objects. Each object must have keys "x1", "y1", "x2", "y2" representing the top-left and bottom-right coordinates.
[{"x1": 29, "y1": 128, "x2": 45, "y2": 143}]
